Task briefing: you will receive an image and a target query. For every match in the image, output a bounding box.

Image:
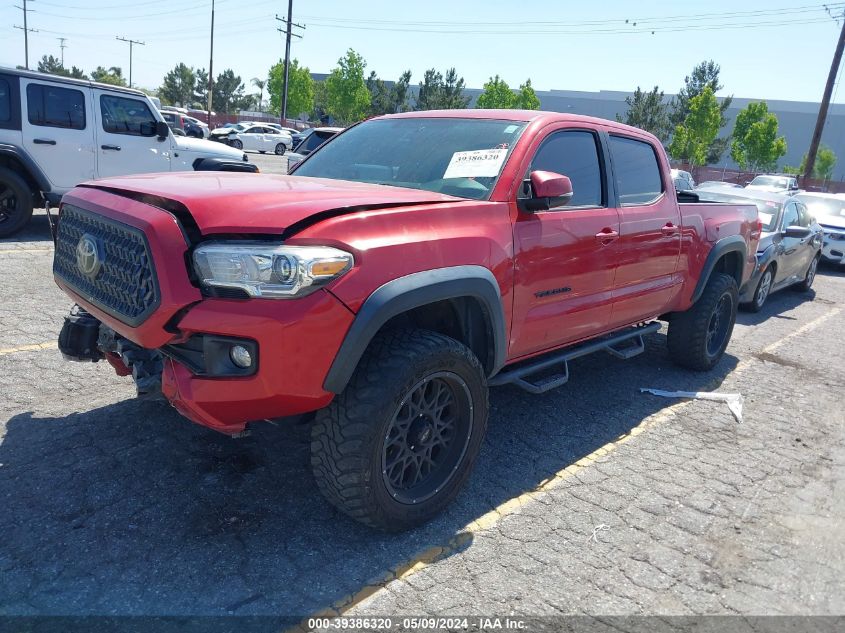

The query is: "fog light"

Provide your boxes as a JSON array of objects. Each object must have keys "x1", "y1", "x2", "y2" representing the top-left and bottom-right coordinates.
[{"x1": 230, "y1": 345, "x2": 252, "y2": 368}]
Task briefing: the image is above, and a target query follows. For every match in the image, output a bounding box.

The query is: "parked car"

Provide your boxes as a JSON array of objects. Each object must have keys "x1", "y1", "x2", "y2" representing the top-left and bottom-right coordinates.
[
  {"x1": 696, "y1": 181, "x2": 742, "y2": 190},
  {"x1": 290, "y1": 127, "x2": 312, "y2": 148},
  {"x1": 183, "y1": 115, "x2": 210, "y2": 139},
  {"x1": 696, "y1": 186, "x2": 822, "y2": 311},
  {"x1": 209, "y1": 122, "x2": 248, "y2": 143},
  {"x1": 670, "y1": 168, "x2": 695, "y2": 191},
  {"x1": 795, "y1": 192, "x2": 845, "y2": 266},
  {"x1": 746, "y1": 174, "x2": 799, "y2": 193},
  {"x1": 53, "y1": 110, "x2": 761, "y2": 530},
  {"x1": 266, "y1": 123, "x2": 300, "y2": 136},
  {"x1": 228, "y1": 124, "x2": 292, "y2": 154},
  {"x1": 0, "y1": 67, "x2": 256, "y2": 237},
  {"x1": 286, "y1": 126, "x2": 343, "y2": 170}
]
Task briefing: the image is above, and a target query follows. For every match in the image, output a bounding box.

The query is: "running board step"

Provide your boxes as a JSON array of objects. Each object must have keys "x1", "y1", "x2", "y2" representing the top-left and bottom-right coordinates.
[{"x1": 489, "y1": 322, "x2": 661, "y2": 395}]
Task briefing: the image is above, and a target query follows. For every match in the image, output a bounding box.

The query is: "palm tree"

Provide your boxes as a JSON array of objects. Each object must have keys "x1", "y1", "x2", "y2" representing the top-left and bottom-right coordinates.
[{"x1": 251, "y1": 77, "x2": 266, "y2": 112}]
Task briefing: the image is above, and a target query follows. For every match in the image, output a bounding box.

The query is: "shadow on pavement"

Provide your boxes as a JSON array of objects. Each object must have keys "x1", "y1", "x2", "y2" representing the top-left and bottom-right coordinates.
[
  {"x1": 736, "y1": 287, "x2": 818, "y2": 327},
  {"x1": 0, "y1": 333, "x2": 737, "y2": 620},
  {"x1": 0, "y1": 210, "x2": 53, "y2": 245}
]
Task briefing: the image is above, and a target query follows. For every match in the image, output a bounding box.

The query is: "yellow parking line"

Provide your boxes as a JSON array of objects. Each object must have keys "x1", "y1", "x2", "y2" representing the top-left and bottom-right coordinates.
[
  {"x1": 292, "y1": 305, "x2": 842, "y2": 628},
  {"x1": 0, "y1": 341, "x2": 58, "y2": 356}
]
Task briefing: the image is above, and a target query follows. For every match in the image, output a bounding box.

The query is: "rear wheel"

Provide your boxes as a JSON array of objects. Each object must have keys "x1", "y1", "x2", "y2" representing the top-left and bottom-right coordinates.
[
  {"x1": 794, "y1": 255, "x2": 819, "y2": 292},
  {"x1": 311, "y1": 329, "x2": 488, "y2": 531},
  {"x1": 274, "y1": 143, "x2": 286, "y2": 155},
  {"x1": 0, "y1": 167, "x2": 34, "y2": 238},
  {"x1": 668, "y1": 273, "x2": 738, "y2": 371}
]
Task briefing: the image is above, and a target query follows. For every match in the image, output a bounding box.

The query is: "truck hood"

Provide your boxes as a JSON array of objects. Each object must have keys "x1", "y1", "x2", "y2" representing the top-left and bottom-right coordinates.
[
  {"x1": 82, "y1": 173, "x2": 465, "y2": 235},
  {"x1": 174, "y1": 135, "x2": 244, "y2": 160},
  {"x1": 816, "y1": 214, "x2": 845, "y2": 230}
]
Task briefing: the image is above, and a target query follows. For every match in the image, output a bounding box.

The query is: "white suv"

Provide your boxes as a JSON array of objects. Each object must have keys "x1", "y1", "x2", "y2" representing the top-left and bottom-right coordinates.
[{"x1": 0, "y1": 67, "x2": 255, "y2": 237}]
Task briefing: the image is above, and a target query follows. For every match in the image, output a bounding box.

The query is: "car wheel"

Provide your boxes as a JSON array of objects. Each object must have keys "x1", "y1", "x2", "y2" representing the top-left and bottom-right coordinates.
[
  {"x1": 745, "y1": 267, "x2": 773, "y2": 313},
  {"x1": 795, "y1": 255, "x2": 820, "y2": 292},
  {"x1": 275, "y1": 143, "x2": 286, "y2": 156},
  {"x1": 311, "y1": 329, "x2": 488, "y2": 531},
  {"x1": 0, "y1": 167, "x2": 34, "y2": 238},
  {"x1": 667, "y1": 273, "x2": 738, "y2": 371},
  {"x1": 231, "y1": 139, "x2": 243, "y2": 150}
]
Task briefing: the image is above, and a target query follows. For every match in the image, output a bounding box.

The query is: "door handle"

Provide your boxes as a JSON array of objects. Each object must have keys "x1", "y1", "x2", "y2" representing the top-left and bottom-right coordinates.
[
  {"x1": 33, "y1": 138, "x2": 56, "y2": 145},
  {"x1": 595, "y1": 229, "x2": 619, "y2": 242},
  {"x1": 661, "y1": 223, "x2": 679, "y2": 236},
  {"x1": 101, "y1": 144, "x2": 121, "y2": 151}
]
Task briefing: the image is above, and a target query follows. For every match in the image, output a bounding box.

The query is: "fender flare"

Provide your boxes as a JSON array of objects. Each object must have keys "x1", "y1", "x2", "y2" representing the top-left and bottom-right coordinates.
[
  {"x1": 323, "y1": 265, "x2": 507, "y2": 394},
  {"x1": 691, "y1": 235, "x2": 747, "y2": 303},
  {"x1": 0, "y1": 143, "x2": 51, "y2": 194}
]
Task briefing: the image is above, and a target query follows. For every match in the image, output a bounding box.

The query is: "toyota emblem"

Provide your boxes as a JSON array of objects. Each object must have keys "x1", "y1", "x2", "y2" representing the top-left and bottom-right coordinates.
[{"x1": 75, "y1": 233, "x2": 103, "y2": 279}]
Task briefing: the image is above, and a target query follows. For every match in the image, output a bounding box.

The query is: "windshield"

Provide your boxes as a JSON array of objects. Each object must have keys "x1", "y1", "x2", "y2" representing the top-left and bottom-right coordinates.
[
  {"x1": 299, "y1": 130, "x2": 336, "y2": 154},
  {"x1": 750, "y1": 175, "x2": 791, "y2": 188},
  {"x1": 696, "y1": 190, "x2": 783, "y2": 231},
  {"x1": 294, "y1": 118, "x2": 527, "y2": 200},
  {"x1": 795, "y1": 194, "x2": 845, "y2": 219}
]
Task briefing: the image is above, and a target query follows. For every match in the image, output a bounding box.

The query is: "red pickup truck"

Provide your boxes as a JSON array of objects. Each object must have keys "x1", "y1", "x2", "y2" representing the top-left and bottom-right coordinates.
[{"x1": 53, "y1": 110, "x2": 761, "y2": 530}]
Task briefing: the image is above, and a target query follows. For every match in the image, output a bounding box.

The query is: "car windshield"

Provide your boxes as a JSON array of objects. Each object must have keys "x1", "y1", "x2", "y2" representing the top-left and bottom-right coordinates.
[
  {"x1": 750, "y1": 175, "x2": 790, "y2": 188},
  {"x1": 696, "y1": 190, "x2": 782, "y2": 231},
  {"x1": 795, "y1": 195, "x2": 845, "y2": 219},
  {"x1": 294, "y1": 118, "x2": 528, "y2": 200}
]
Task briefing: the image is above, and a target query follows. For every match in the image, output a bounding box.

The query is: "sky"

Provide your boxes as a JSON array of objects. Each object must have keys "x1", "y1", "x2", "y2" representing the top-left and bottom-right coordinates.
[{"x1": 1, "y1": 0, "x2": 844, "y2": 105}]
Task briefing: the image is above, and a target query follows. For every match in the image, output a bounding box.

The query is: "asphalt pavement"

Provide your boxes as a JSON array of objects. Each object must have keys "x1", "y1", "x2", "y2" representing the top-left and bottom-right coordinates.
[{"x1": 1, "y1": 209, "x2": 843, "y2": 627}]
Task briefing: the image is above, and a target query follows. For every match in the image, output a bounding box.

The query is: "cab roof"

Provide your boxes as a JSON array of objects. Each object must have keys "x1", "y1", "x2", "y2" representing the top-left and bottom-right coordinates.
[{"x1": 0, "y1": 66, "x2": 147, "y2": 97}]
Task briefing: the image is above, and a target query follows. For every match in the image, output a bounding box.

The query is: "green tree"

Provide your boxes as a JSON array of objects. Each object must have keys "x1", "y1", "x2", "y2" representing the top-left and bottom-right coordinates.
[
  {"x1": 251, "y1": 77, "x2": 266, "y2": 111},
  {"x1": 515, "y1": 79, "x2": 540, "y2": 110},
  {"x1": 212, "y1": 69, "x2": 249, "y2": 114},
  {"x1": 325, "y1": 49, "x2": 370, "y2": 123},
  {"x1": 730, "y1": 101, "x2": 787, "y2": 172},
  {"x1": 476, "y1": 75, "x2": 515, "y2": 108},
  {"x1": 193, "y1": 68, "x2": 208, "y2": 107},
  {"x1": 366, "y1": 70, "x2": 412, "y2": 116},
  {"x1": 617, "y1": 85, "x2": 671, "y2": 142},
  {"x1": 268, "y1": 59, "x2": 315, "y2": 119},
  {"x1": 668, "y1": 86, "x2": 721, "y2": 167},
  {"x1": 37, "y1": 55, "x2": 87, "y2": 79},
  {"x1": 415, "y1": 68, "x2": 470, "y2": 110},
  {"x1": 159, "y1": 63, "x2": 195, "y2": 107},
  {"x1": 671, "y1": 60, "x2": 733, "y2": 163},
  {"x1": 91, "y1": 66, "x2": 127, "y2": 86},
  {"x1": 785, "y1": 146, "x2": 837, "y2": 179}
]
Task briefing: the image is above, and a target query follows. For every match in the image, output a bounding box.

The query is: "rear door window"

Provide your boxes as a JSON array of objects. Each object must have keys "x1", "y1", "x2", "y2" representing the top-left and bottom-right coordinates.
[
  {"x1": 525, "y1": 130, "x2": 604, "y2": 207},
  {"x1": 26, "y1": 83, "x2": 86, "y2": 129},
  {"x1": 609, "y1": 135, "x2": 664, "y2": 205},
  {"x1": 0, "y1": 78, "x2": 10, "y2": 123},
  {"x1": 100, "y1": 94, "x2": 155, "y2": 136}
]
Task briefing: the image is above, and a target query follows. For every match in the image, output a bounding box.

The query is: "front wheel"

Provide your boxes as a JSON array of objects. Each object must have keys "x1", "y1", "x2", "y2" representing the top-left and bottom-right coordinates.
[
  {"x1": 744, "y1": 267, "x2": 773, "y2": 313},
  {"x1": 231, "y1": 139, "x2": 243, "y2": 150},
  {"x1": 668, "y1": 273, "x2": 738, "y2": 371},
  {"x1": 274, "y1": 143, "x2": 286, "y2": 155},
  {"x1": 311, "y1": 330, "x2": 488, "y2": 531}
]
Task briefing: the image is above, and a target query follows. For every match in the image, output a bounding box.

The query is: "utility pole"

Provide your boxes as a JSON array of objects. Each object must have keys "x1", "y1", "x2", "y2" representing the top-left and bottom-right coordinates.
[
  {"x1": 116, "y1": 36, "x2": 145, "y2": 88},
  {"x1": 803, "y1": 17, "x2": 845, "y2": 187},
  {"x1": 57, "y1": 37, "x2": 67, "y2": 66},
  {"x1": 14, "y1": 0, "x2": 37, "y2": 70},
  {"x1": 275, "y1": 4, "x2": 304, "y2": 126},
  {"x1": 207, "y1": 0, "x2": 215, "y2": 126}
]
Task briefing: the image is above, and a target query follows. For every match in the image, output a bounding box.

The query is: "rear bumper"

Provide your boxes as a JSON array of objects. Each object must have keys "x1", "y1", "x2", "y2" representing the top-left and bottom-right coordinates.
[{"x1": 159, "y1": 292, "x2": 353, "y2": 433}]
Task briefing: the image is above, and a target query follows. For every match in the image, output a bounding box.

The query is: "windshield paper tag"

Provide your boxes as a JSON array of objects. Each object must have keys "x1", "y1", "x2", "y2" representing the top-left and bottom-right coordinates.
[{"x1": 443, "y1": 149, "x2": 508, "y2": 179}]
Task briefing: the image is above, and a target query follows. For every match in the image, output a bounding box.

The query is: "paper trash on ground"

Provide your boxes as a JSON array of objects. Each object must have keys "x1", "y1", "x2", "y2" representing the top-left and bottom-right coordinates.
[{"x1": 640, "y1": 388, "x2": 744, "y2": 423}]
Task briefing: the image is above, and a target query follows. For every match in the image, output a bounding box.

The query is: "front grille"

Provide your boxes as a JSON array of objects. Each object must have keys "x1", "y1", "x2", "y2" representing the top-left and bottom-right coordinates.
[{"x1": 54, "y1": 205, "x2": 160, "y2": 326}]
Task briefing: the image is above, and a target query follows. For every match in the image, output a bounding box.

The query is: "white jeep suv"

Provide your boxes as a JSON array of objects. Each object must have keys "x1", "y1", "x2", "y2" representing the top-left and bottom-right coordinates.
[{"x1": 0, "y1": 67, "x2": 255, "y2": 237}]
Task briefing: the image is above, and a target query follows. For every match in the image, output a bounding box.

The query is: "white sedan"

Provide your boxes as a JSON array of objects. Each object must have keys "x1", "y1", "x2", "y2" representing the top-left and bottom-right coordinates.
[{"x1": 228, "y1": 124, "x2": 293, "y2": 155}]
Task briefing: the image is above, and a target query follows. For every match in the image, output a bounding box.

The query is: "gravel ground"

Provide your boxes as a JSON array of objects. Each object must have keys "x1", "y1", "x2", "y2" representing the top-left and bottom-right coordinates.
[{"x1": 1, "y1": 209, "x2": 843, "y2": 628}]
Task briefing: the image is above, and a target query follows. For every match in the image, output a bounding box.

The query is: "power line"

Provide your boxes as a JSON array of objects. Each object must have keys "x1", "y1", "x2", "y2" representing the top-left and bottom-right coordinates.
[
  {"x1": 57, "y1": 36, "x2": 67, "y2": 65},
  {"x1": 276, "y1": 2, "x2": 305, "y2": 125},
  {"x1": 115, "y1": 36, "x2": 145, "y2": 87},
  {"x1": 13, "y1": 0, "x2": 37, "y2": 70}
]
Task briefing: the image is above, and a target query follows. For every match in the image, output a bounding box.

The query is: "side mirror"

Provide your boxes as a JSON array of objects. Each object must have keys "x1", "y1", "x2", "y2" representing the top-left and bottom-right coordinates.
[
  {"x1": 156, "y1": 120, "x2": 170, "y2": 140},
  {"x1": 783, "y1": 225, "x2": 811, "y2": 238},
  {"x1": 520, "y1": 170, "x2": 574, "y2": 212}
]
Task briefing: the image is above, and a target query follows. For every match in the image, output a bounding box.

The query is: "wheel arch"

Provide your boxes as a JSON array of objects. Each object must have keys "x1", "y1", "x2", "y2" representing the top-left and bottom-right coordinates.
[
  {"x1": 323, "y1": 266, "x2": 507, "y2": 394},
  {"x1": 691, "y1": 235, "x2": 746, "y2": 304},
  {"x1": 0, "y1": 144, "x2": 51, "y2": 202}
]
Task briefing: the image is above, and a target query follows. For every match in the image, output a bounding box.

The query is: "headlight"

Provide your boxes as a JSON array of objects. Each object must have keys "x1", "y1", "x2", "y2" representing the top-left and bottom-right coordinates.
[{"x1": 192, "y1": 242, "x2": 354, "y2": 298}]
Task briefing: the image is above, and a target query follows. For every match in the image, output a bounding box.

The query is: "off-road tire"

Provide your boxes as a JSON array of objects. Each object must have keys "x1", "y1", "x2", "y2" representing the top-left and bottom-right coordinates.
[
  {"x1": 0, "y1": 167, "x2": 34, "y2": 238},
  {"x1": 742, "y1": 267, "x2": 773, "y2": 313},
  {"x1": 668, "y1": 273, "x2": 738, "y2": 371},
  {"x1": 794, "y1": 255, "x2": 819, "y2": 292},
  {"x1": 311, "y1": 329, "x2": 488, "y2": 531}
]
